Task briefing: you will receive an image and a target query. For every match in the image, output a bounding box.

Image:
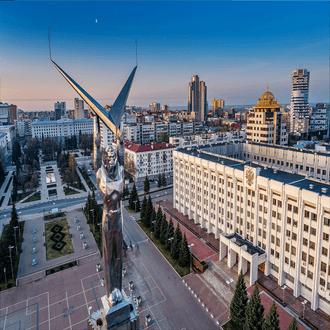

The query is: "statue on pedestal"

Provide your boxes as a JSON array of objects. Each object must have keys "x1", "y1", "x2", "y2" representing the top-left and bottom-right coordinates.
[{"x1": 51, "y1": 58, "x2": 139, "y2": 329}]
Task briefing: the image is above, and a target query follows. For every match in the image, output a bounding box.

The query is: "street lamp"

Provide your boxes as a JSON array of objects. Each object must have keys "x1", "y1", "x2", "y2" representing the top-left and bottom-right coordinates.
[
  {"x1": 168, "y1": 237, "x2": 174, "y2": 253},
  {"x1": 188, "y1": 243, "x2": 194, "y2": 270},
  {"x1": 197, "y1": 224, "x2": 201, "y2": 237},
  {"x1": 302, "y1": 299, "x2": 307, "y2": 319},
  {"x1": 98, "y1": 222, "x2": 102, "y2": 237},
  {"x1": 133, "y1": 200, "x2": 137, "y2": 212},
  {"x1": 3, "y1": 267, "x2": 6, "y2": 283},
  {"x1": 17, "y1": 212, "x2": 21, "y2": 236},
  {"x1": 8, "y1": 246, "x2": 14, "y2": 278},
  {"x1": 226, "y1": 278, "x2": 234, "y2": 319},
  {"x1": 13, "y1": 226, "x2": 18, "y2": 254},
  {"x1": 151, "y1": 220, "x2": 156, "y2": 238},
  {"x1": 281, "y1": 285, "x2": 287, "y2": 304}
]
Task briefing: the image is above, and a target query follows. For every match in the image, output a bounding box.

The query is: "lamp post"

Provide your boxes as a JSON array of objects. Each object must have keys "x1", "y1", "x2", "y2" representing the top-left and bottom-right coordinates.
[
  {"x1": 133, "y1": 200, "x2": 137, "y2": 212},
  {"x1": 188, "y1": 243, "x2": 194, "y2": 270},
  {"x1": 3, "y1": 267, "x2": 6, "y2": 283},
  {"x1": 302, "y1": 300, "x2": 307, "y2": 319},
  {"x1": 152, "y1": 220, "x2": 156, "y2": 238},
  {"x1": 8, "y1": 246, "x2": 14, "y2": 278},
  {"x1": 226, "y1": 278, "x2": 234, "y2": 319},
  {"x1": 197, "y1": 224, "x2": 201, "y2": 237},
  {"x1": 13, "y1": 226, "x2": 18, "y2": 254},
  {"x1": 281, "y1": 285, "x2": 287, "y2": 305},
  {"x1": 168, "y1": 237, "x2": 174, "y2": 253},
  {"x1": 17, "y1": 212, "x2": 21, "y2": 236},
  {"x1": 98, "y1": 222, "x2": 102, "y2": 237}
]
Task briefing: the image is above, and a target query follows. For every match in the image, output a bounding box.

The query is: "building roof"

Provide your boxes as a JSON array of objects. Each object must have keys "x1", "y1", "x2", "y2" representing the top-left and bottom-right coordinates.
[
  {"x1": 31, "y1": 119, "x2": 92, "y2": 125},
  {"x1": 125, "y1": 141, "x2": 175, "y2": 153},
  {"x1": 225, "y1": 233, "x2": 265, "y2": 256}
]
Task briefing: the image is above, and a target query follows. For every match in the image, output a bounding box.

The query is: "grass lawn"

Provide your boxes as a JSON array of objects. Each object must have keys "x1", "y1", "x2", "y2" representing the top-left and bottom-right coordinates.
[
  {"x1": 23, "y1": 191, "x2": 41, "y2": 203},
  {"x1": 45, "y1": 218, "x2": 74, "y2": 260},
  {"x1": 72, "y1": 170, "x2": 86, "y2": 191},
  {"x1": 124, "y1": 206, "x2": 137, "y2": 214},
  {"x1": 137, "y1": 220, "x2": 190, "y2": 277},
  {"x1": 64, "y1": 187, "x2": 80, "y2": 195},
  {"x1": 78, "y1": 168, "x2": 96, "y2": 191},
  {"x1": 44, "y1": 212, "x2": 66, "y2": 221}
]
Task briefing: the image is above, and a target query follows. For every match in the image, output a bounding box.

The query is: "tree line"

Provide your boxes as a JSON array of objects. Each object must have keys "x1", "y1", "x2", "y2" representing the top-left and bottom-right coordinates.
[
  {"x1": 140, "y1": 196, "x2": 190, "y2": 268},
  {"x1": 229, "y1": 271, "x2": 299, "y2": 330}
]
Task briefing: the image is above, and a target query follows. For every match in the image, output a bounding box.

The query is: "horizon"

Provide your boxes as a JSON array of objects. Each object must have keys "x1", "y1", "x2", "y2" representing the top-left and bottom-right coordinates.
[{"x1": 1, "y1": 1, "x2": 329, "y2": 111}]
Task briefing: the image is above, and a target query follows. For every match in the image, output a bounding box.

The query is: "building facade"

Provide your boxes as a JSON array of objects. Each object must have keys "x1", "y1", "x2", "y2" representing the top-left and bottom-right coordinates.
[
  {"x1": 15, "y1": 119, "x2": 32, "y2": 138},
  {"x1": 212, "y1": 99, "x2": 225, "y2": 117},
  {"x1": 0, "y1": 125, "x2": 16, "y2": 150},
  {"x1": 188, "y1": 75, "x2": 208, "y2": 122},
  {"x1": 74, "y1": 98, "x2": 85, "y2": 120},
  {"x1": 0, "y1": 103, "x2": 10, "y2": 125},
  {"x1": 290, "y1": 69, "x2": 310, "y2": 135},
  {"x1": 149, "y1": 102, "x2": 161, "y2": 111},
  {"x1": 9, "y1": 104, "x2": 18, "y2": 125},
  {"x1": 309, "y1": 103, "x2": 329, "y2": 140},
  {"x1": 124, "y1": 142, "x2": 175, "y2": 182},
  {"x1": 247, "y1": 88, "x2": 288, "y2": 145},
  {"x1": 31, "y1": 118, "x2": 93, "y2": 141},
  {"x1": 173, "y1": 142, "x2": 330, "y2": 313},
  {"x1": 54, "y1": 101, "x2": 66, "y2": 120}
]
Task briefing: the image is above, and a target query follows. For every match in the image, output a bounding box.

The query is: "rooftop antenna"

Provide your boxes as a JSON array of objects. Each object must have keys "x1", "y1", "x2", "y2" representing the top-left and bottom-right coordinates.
[
  {"x1": 48, "y1": 26, "x2": 52, "y2": 60},
  {"x1": 135, "y1": 39, "x2": 138, "y2": 66}
]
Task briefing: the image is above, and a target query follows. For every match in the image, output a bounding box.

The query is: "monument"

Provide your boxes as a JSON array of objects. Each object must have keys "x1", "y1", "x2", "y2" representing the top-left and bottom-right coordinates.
[{"x1": 50, "y1": 55, "x2": 139, "y2": 329}]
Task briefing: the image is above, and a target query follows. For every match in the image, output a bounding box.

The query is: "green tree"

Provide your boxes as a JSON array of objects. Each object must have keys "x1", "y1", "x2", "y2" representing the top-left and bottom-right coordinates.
[
  {"x1": 230, "y1": 270, "x2": 248, "y2": 329},
  {"x1": 243, "y1": 284, "x2": 264, "y2": 330},
  {"x1": 135, "y1": 196, "x2": 141, "y2": 212},
  {"x1": 178, "y1": 233, "x2": 190, "y2": 267},
  {"x1": 145, "y1": 195, "x2": 152, "y2": 227},
  {"x1": 140, "y1": 196, "x2": 147, "y2": 225},
  {"x1": 12, "y1": 140, "x2": 21, "y2": 165},
  {"x1": 172, "y1": 223, "x2": 182, "y2": 259},
  {"x1": 144, "y1": 175, "x2": 150, "y2": 194},
  {"x1": 129, "y1": 184, "x2": 138, "y2": 210},
  {"x1": 288, "y1": 317, "x2": 298, "y2": 330},
  {"x1": 150, "y1": 207, "x2": 156, "y2": 234},
  {"x1": 263, "y1": 301, "x2": 280, "y2": 330},
  {"x1": 157, "y1": 173, "x2": 162, "y2": 188},
  {"x1": 154, "y1": 206, "x2": 162, "y2": 239},
  {"x1": 159, "y1": 213, "x2": 168, "y2": 245},
  {"x1": 161, "y1": 173, "x2": 167, "y2": 187},
  {"x1": 165, "y1": 217, "x2": 175, "y2": 251}
]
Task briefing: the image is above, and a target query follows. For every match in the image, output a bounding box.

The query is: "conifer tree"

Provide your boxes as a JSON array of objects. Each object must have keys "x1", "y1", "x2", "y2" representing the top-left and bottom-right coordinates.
[
  {"x1": 154, "y1": 206, "x2": 162, "y2": 239},
  {"x1": 165, "y1": 217, "x2": 175, "y2": 251},
  {"x1": 230, "y1": 270, "x2": 248, "y2": 328},
  {"x1": 178, "y1": 233, "x2": 190, "y2": 267},
  {"x1": 140, "y1": 196, "x2": 147, "y2": 225},
  {"x1": 172, "y1": 223, "x2": 182, "y2": 259},
  {"x1": 129, "y1": 184, "x2": 138, "y2": 210},
  {"x1": 161, "y1": 172, "x2": 167, "y2": 187},
  {"x1": 159, "y1": 214, "x2": 168, "y2": 245},
  {"x1": 144, "y1": 175, "x2": 150, "y2": 194},
  {"x1": 11, "y1": 203, "x2": 19, "y2": 228},
  {"x1": 263, "y1": 301, "x2": 280, "y2": 330},
  {"x1": 157, "y1": 173, "x2": 162, "y2": 188},
  {"x1": 243, "y1": 284, "x2": 264, "y2": 330},
  {"x1": 144, "y1": 195, "x2": 153, "y2": 227},
  {"x1": 135, "y1": 196, "x2": 141, "y2": 212},
  {"x1": 150, "y1": 207, "x2": 156, "y2": 234},
  {"x1": 288, "y1": 317, "x2": 298, "y2": 330}
]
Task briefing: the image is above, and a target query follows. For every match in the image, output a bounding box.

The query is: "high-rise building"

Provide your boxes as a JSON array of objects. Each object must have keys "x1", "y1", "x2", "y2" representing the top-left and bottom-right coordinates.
[
  {"x1": 74, "y1": 98, "x2": 84, "y2": 120},
  {"x1": 247, "y1": 87, "x2": 288, "y2": 145},
  {"x1": 309, "y1": 103, "x2": 329, "y2": 140},
  {"x1": 149, "y1": 102, "x2": 161, "y2": 111},
  {"x1": 54, "y1": 101, "x2": 66, "y2": 120},
  {"x1": 163, "y1": 104, "x2": 168, "y2": 111},
  {"x1": 212, "y1": 99, "x2": 225, "y2": 116},
  {"x1": 0, "y1": 103, "x2": 10, "y2": 125},
  {"x1": 290, "y1": 68, "x2": 310, "y2": 135},
  {"x1": 188, "y1": 75, "x2": 207, "y2": 122},
  {"x1": 9, "y1": 104, "x2": 17, "y2": 125}
]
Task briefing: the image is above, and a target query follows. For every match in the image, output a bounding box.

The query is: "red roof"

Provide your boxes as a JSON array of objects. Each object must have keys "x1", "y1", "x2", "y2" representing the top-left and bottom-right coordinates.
[{"x1": 124, "y1": 141, "x2": 175, "y2": 153}]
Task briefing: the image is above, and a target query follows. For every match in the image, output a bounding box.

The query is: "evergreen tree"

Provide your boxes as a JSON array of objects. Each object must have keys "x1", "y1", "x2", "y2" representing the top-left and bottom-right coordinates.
[
  {"x1": 144, "y1": 175, "x2": 150, "y2": 194},
  {"x1": 0, "y1": 160, "x2": 5, "y2": 186},
  {"x1": 263, "y1": 301, "x2": 280, "y2": 330},
  {"x1": 11, "y1": 203, "x2": 19, "y2": 228},
  {"x1": 129, "y1": 184, "x2": 138, "y2": 210},
  {"x1": 165, "y1": 217, "x2": 175, "y2": 251},
  {"x1": 161, "y1": 173, "x2": 167, "y2": 187},
  {"x1": 145, "y1": 195, "x2": 152, "y2": 227},
  {"x1": 243, "y1": 284, "x2": 265, "y2": 330},
  {"x1": 157, "y1": 173, "x2": 162, "y2": 188},
  {"x1": 159, "y1": 213, "x2": 168, "y2": 245},
  {"x1": 154, "y1": 206, "x2": 162, "y2": 239},
  {"x1": 135, "y1": 196, "x2": 141, "y2": 212},
  {"x1": 150, "y1": 207, "x2": 156, "y2": 234},
  {"x1": 230, "y1": 270, "x2": 248, "y2": 329},
  {"x1": 288, "y1": 317, "x2": 298, "y2": 330},
  {"x1": 172, "y1": 223, "x2": 182, "y2": 259},
  {"x1": 178, "y1": 233, "x2": 190, "y2": 267},
  {"x1": 140, "y1": 196, "x2": 147, "y2": 225}
]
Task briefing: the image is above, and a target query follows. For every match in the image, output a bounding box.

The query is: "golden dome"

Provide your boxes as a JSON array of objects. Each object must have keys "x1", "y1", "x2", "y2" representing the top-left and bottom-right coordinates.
[{"x1": 254, "y1": 86, "x2": 282, "y2": 110}]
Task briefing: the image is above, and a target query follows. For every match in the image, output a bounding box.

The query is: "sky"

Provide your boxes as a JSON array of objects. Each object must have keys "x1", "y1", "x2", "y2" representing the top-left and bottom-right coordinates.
[{"x1": 1, "y1": 1, "x2": 329, "y2": 111}]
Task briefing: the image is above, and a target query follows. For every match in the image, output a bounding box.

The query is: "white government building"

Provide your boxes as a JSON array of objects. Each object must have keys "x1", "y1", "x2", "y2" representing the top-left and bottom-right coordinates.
[
  {"x1": 31, "y1": 118, "x2": 93, "y2": 140},
  {"x1": 174, "y1": 141, "x2": 330, "y2": 313}
]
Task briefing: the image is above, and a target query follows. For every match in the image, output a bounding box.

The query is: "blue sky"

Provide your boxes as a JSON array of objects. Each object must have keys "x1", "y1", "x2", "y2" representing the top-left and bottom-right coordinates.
[{"x1": 1, "y1": 1, "x2": 329, "y2": 111}]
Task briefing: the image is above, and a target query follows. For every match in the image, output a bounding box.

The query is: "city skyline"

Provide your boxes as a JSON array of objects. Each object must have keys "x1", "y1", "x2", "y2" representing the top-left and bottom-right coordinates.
[{"x1": 1, "y1": 1, "x2": 329, "y2": 111}]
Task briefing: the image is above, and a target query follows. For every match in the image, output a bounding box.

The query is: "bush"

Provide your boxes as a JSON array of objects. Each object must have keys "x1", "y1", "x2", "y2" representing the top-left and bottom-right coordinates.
[
  {"x1": 60, "y1": 266, "x2": 64, "y2": 270},
  {"x1": 7, "y1": 283, "x2": 12, "y2": 289},
  {"x1": 69, "y1": 263, "x2": 73, "y2": 267},
  {"x1": 50, "y1": 269, "x2": 55, "y2": 274}
]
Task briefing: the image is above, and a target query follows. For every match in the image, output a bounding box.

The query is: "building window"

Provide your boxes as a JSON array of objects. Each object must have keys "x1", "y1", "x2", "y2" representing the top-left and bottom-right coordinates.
[
  {"x1": 285, "y1": 243, "x2": 290, "y2": 252},
  {"x1": 302, "y1": 252, "x2": 307, "y2": 261},
  {"x1": 276, "y1": 238, "x2": 280, "y2": 247},
  {"x1": 307, "y1": 271, "x2": 313, "y2": 279},
  {"x1": 303, "y1": 224, "x2": 309, "y2": 232},
  {"x1": 275, "y1": 252, "x2": 279, "y2": 258},
  {"x1": 320, "y1": 278, "x2": 326, "y2": 286},
  {"x1": 322, "y1": 247, "x2": 328, "y2": 256},
  {"x1": 285, "y1": 257, "x2": 289, "y2": 264},
  {"x1": 303, "y1": 238, "x2": 308, "y2": 246},
  {"x1": 308, "y1": 255, "x2": 314, "y2": 266},
  {"x1": 287, "y1": 217, "x2": 291, "y2": 224},
  {"x1": 323, "y1": 233, "x2": 329, "y2": 241},
  {"x1": 290, "y1": 260, "x2": 295, "y2": 268},
  {"x1": 310, "y1": 241, "x2": 315, "y2": 250},
  {"x1": 310, "y1": 228, "x2": 316, "y2": 236},
  {"x1": 292, "y1": 233, "x2": 297, "y2": 241},
  {"x1": 324, "y1": 217, "x2": 330, "y2": 226},
  {"x1": 293, "y1": 206, "x2": 298, "y2": 214},
  {"x1": 301, "y1": 267, "x2": 306, "y2": 275},
  {"x1": 291, "y1": 246, "x2": 296, "y2": 256},
  {"x1": 321, "y1": 262, "x2": 327, "y2": 272}
]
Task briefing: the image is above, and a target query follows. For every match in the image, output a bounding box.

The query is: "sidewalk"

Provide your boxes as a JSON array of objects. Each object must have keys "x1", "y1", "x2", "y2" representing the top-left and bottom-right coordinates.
[{"x1": 0, "y1": 171, "x2": 13, "y2": 208}]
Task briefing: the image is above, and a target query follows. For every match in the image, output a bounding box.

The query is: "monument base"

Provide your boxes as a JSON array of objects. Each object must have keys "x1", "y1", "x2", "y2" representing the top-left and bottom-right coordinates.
[{"x1": 87, "y1": 291, "x2": 139, "y2": 330}]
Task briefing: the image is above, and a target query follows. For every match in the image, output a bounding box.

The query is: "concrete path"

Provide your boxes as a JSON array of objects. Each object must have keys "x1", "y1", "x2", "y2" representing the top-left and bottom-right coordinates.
[
  {"x1": 0, "y1": 170, "x2": 13, "y2": 203},
  {"x1": 17, "y1": 209, "x2": 99, "y2": 278},
  {"x1": 76, "y1": 167, "x2": 90, "y2": 193}
]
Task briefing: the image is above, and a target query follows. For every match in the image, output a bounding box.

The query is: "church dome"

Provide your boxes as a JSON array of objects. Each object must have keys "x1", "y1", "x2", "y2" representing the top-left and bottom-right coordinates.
[{"x1": 254, "y1": 86, "x2": 282, "y2": 110}]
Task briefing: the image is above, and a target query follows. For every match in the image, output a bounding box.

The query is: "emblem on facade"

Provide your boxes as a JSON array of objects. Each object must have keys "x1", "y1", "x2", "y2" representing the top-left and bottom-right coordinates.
[{"x1": 246, "y1": 168, "x2": 254, "y2": 186}]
